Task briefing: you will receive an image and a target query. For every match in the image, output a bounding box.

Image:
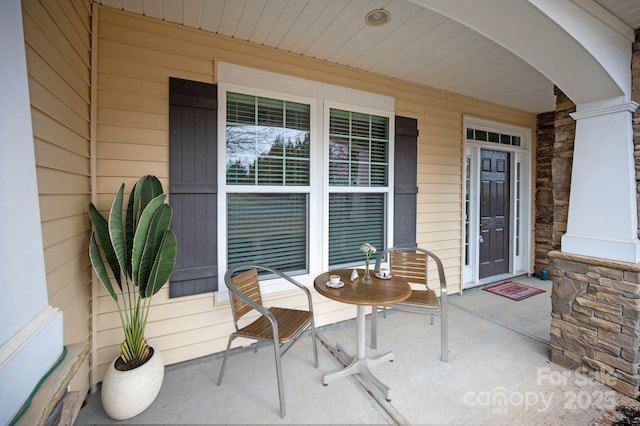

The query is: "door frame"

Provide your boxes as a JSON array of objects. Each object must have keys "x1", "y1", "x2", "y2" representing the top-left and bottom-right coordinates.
[{"x1": 463, "y1": 117, "x2": 532, "y2": 289}]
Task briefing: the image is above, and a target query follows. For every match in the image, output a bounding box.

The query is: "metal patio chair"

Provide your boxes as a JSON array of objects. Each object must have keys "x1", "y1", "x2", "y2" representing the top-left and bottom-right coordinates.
[
  {"x1": 217, "y1": 265, "x2": 319, "y2": 418},
  {"x1": 371, "y1": 246, "x2": 448, "y2": 362}
]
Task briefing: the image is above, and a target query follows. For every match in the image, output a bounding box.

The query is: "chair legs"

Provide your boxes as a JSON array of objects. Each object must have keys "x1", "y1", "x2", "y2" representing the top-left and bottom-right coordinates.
[
  {"x1": 217, "y1": 334, "x2": 235, "y2": 386},
  {"x1": 370, "y1": 307, "x2": 447, "y2": 362},
  {"x1": 272, "y1": 337, "x2": 286, "y2": 418},
  {"x1": 273, "y1": 324, "x2": 319, "y2": 418},
  {"x1": 217, "y1": 326, "x2": 319, "y2": 419},
  {"x1": 310, "y1": 319, "x2": 319, "y2": 368}
]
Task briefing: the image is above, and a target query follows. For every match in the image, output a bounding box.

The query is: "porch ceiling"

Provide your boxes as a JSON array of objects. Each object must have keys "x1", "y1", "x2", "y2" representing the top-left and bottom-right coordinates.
[{"x1": 97, "y1": 0, "x2": 640, "y2": 114}]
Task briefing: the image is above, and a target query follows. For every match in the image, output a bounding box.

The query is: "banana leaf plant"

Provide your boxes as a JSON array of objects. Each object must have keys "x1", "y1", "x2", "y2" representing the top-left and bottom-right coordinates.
[{"x1": 88, "y1": 175, "x2": 177, "y2": 369}]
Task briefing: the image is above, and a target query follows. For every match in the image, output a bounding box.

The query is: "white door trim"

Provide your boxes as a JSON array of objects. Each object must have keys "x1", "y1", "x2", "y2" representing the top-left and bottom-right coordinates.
[{"x1": 463, "y1": 117, "x2": 532, "y2": 288}]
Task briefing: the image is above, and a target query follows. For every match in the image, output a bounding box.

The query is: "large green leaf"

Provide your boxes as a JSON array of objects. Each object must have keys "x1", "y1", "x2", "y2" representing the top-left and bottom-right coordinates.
[
  {"x1": 128, "y1": 176, "x2": 164, "y2": 274},
  {"x1": 88, "y1": 203, "x2": 121, "y2": 289},
  {"x1": 132, "y1": 176, "x2": 164, "y2": 225},
  {"x1": 140, "y1": 176, "x2": 163, "y2": 212},
  {"x1": 137, "y1": 203, "x2": 173, "y2": 297},
  {"x1": 125, "y1": 182, "x2": 136, "y2": 280},
  {"x1": 144, "y1": 229, "x2": 177, "y2": 298},
  {"x1": 89, "y1": 233, "x2": 118, "y2": 302},
  {"x1": 131, "y1": 194, "x2": 166, "y2": 288},
  {"x1": 131, "y1": 179, "x2": 144, "y2": 225},
  {"x1": 109, "y1": 183, "x2": 128, "y2": 277}
]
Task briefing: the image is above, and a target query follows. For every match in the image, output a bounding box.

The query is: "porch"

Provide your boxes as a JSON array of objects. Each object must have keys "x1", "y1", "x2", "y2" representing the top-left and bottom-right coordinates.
[{"x1": 74, "y1": 276, "x2": 635, "y2": 425}]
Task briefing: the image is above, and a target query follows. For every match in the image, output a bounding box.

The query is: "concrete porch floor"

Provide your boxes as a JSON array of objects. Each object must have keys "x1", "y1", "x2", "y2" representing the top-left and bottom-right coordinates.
[{"x1": 74, "y1": 276, "x2": 637, "y2": 425}]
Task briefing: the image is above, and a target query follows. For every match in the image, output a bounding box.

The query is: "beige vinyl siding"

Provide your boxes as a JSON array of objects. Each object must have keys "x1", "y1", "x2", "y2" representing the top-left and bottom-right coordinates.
[
  {"x1": 92, "y1": 5, "x2": 537, "y2": 385},
  {"x1": 22, "y1": 0, "x2": 92, "y2": 394},
  {"x1": 414, "y1": 107, "x2": 464, "y2": 293}
]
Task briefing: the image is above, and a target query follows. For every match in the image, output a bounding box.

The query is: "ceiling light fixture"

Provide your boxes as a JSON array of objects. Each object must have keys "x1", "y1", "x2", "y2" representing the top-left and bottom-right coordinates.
[{"x1": 365, "y1": 8, "x2": 391, "y2": 26}]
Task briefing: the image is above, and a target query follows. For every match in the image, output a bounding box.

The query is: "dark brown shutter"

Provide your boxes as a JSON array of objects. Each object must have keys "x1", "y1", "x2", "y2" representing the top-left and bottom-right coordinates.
[
  {"x1": 394, "y1": 116, "x2": 418, "y2": 246},
  {"x1": 169, "y1": 77, "x2": 218, "y2": 297}
]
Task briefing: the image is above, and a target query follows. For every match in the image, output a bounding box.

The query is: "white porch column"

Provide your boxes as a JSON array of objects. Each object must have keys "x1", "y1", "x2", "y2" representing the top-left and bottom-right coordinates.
[
  {"x1": 561, "y1": 101, "x2": 640, "y2": 263},
  {"x1": 0, "y1": 0, "x2": 63, "y2": 424}
]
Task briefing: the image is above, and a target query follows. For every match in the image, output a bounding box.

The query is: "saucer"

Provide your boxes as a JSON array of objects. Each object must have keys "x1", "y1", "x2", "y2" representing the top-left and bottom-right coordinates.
[
  {"x1": 375, "y1": 273, "x2": 392, "y2": 280},
  {"x1": 325, "y1": 280, "x2": 344, "y2": 288}
]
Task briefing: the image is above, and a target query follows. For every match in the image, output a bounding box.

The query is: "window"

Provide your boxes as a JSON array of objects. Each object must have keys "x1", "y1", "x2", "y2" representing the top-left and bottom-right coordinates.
[
  {"x1": 515, "y1": 161, "x2": 521, "y2": 256},
  {"x1": 467, "y1": 127, "x2": 521, "y2": 147},
  {"x1": 464, "y1": 156, "x2": 471, "y2": 266},
  {"x1": 224, "y1": 96, "x2": 391, "y2": 274},
  {"x1": 328, "y1": 109, "x2": 388, "y2": 187},
  {"x1": 328, "y1": 193, "x2": 386, "y2": 266},
  {"x1": 217, "y1": 62, "x2": 397, "y2": 293},
  {"x1": 226, "y1": 93, "x2": 310, "y2": 185},
  {"x1": 225, "y1": 92, "x2": 311, "y2": 274},
  {"x1": 225, "y1": 94, "x2": 391, "y2": 282},
  {"x1": 328, "y1": 108, "x2": 389, "y2": 267},
  {"x1": 227, "y1": 193, "x2": 308, "y2": 273}
]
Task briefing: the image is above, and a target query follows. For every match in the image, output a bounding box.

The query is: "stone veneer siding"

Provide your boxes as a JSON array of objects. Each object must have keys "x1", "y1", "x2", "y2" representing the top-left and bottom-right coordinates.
[
  {"x1": 534, "y1": 111, "x2": 555, "y2": 276},
  {"x1": 534, "y1": 88, "x2": 575, "y2": 276},
  {"x1": 550, "y1": 251, "x2": 640, "y2": 398}
]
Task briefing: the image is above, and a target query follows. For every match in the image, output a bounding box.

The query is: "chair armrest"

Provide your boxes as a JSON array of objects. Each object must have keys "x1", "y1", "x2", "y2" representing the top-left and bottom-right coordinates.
[
  {"x1": 424, "y1": 248, "x2": 447, "y2": 302},
  {"x1": 260, "y1": 266, "x2": 315, "y2": 314},
  {"x1": 226, "y1": 265, "x2": 315, "y2": 314}
]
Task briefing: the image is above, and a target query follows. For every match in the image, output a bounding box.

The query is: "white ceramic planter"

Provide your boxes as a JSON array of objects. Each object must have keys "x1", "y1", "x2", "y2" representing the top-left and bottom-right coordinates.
[{"x1": 101, "y1": 347, "x2": 164, "y2": 420}]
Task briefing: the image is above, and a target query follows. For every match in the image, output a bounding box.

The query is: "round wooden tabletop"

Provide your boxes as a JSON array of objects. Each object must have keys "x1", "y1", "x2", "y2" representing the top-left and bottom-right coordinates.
[{"x1": 314, "y1": 269, "x2": 411, "y2": 306}]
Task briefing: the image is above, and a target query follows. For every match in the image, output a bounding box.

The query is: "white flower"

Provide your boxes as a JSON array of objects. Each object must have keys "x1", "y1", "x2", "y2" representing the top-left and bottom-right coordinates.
[{"x1": 360, "y1": 243, "x2": 377, "y2": 255}]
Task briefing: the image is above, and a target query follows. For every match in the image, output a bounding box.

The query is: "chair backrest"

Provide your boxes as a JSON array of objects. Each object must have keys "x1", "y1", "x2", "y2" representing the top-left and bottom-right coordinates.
[
  {"x1": 388, "y1": 250, "x2": 428, "y2": 288},
  {"x1": 375, "y1": 245, "x2": 450, "y2": 292},
  {"x1": 228, "y1": 268, "x2": 263, "y2": 324}
]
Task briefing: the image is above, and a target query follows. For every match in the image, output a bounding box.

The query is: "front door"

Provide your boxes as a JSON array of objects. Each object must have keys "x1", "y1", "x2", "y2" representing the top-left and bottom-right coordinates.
[{"x1": 479, "y1": 149, "x2": 510, "y2": 278}]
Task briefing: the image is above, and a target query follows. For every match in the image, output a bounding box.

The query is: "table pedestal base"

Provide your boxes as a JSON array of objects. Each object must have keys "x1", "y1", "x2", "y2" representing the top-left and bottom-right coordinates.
[{"x1": 322, "y1": 305, "x2": 395, "y2": 401}]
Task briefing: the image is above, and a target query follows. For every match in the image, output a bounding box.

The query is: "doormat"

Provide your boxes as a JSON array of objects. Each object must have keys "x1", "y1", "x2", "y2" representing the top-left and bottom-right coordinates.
[{"x1": 482, "y1": 281, "x2": 546, "y2": 301}]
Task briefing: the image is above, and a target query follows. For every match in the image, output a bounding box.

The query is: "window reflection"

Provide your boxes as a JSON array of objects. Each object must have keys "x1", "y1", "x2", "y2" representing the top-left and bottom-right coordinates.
[{"x1": 226, "y1": 92, "x2": 311, "y2": 186}]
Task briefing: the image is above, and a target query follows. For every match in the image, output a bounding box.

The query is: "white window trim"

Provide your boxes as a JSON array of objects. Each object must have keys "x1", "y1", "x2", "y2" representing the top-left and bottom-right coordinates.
[{"x1": 217, "y1": 62, "x2": 394, "y2": 300}]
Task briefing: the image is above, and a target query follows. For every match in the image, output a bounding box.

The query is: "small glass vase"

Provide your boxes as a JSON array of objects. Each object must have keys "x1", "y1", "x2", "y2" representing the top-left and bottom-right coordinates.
[{"x1": 362, "y1": 259, "x2": 373, "y2": 286}]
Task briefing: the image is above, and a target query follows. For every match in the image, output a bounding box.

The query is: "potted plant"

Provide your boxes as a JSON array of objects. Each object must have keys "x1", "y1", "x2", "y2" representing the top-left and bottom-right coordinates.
[{"x1": 88, "y1": 175, "x2": 177, "y2": 420}]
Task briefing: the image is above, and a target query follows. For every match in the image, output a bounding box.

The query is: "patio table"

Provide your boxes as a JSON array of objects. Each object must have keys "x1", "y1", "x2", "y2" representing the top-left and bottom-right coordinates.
[{"x1": 314, "y1": 269, "x2": 411, "y2": 401}]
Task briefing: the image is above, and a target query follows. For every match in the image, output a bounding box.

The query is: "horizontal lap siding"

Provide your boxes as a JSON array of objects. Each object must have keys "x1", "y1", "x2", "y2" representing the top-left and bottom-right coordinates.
[
  {"x1": 22, "y1": 0, "x2": 92, "y2": 394},
  {"x1": 396, "y1": 106, "x2": 464, "y2": 294},
  {"x1": 93, "y1": 6, "x2": 536, "y2": 383}
]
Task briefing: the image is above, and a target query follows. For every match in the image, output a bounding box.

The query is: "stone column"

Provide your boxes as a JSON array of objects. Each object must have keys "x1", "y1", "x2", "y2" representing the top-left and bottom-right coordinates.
[{"x1": 550, "y1": 251, "x2": 640, "y2": 398}]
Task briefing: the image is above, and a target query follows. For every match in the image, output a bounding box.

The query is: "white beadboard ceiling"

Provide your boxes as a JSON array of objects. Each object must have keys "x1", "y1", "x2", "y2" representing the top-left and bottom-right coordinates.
[{"x1": 96, "y1": 0, "x2": 640, "y2": 114}]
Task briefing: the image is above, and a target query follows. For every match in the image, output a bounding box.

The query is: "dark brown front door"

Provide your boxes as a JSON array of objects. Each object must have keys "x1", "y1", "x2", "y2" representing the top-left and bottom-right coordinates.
[{"x1": 479, "y1": 149, "x2": 510, "y2": 278}]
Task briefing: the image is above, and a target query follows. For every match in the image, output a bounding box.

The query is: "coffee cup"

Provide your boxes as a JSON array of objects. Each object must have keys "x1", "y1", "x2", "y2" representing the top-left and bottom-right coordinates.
[
  {"x1": 379, "y1": 267, "x2": 390, "y2": 278},
  {"x1": 329, "y1": 275, "x2": 341, "y2": 285}
]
